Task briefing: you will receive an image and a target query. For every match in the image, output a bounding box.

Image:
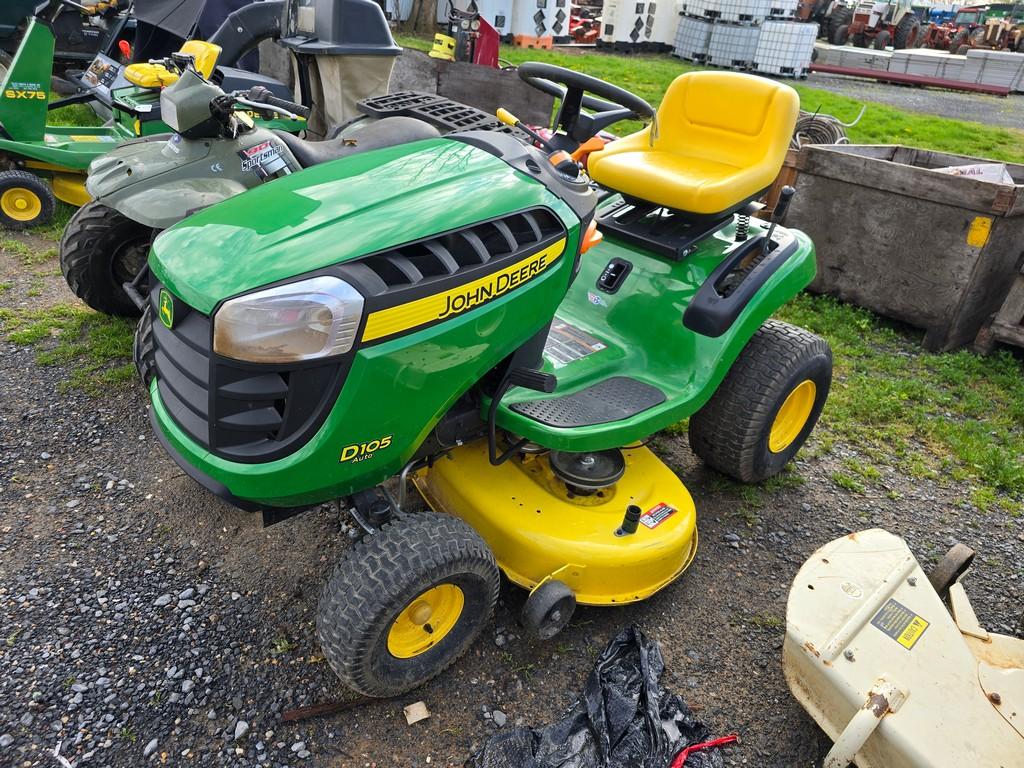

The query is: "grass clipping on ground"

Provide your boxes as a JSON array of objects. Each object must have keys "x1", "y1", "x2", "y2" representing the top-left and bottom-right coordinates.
[{"x1": 0, "y1": 304, "x2": 135, "y2": 393}]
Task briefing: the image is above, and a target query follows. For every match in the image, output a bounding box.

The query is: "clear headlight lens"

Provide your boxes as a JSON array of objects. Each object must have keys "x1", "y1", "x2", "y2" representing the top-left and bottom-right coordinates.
[
  {"x1": 213, "y1": 276, "x2": 364, "y2": 363},
  {"x1": 159, "y1": 90, "x2": 180, "y2": 134}
]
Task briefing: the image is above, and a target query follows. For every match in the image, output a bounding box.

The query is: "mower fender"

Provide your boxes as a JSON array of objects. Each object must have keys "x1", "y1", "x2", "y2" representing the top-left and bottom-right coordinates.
[
  {"x1": 0, "y1": 138, "x2": 94, "y2": 173},
  {"x1": 108, "y1": 178, "x2": 250, "y2": 230}
]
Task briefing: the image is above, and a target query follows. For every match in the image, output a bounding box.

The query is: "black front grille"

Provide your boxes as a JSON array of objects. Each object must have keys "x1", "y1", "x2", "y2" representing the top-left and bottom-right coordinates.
[
  {"x1": 341, "y1": 208, "x2": 565, "y2": 298},
  {"x1": 150, "y1": 283, "x2": 347, "y2": 463}
]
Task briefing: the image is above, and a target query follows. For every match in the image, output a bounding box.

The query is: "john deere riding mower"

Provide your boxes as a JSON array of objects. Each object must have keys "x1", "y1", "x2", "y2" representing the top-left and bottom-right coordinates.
[
  {"x1": 136, "y1": 64, "x2": 833, "y2": 696},
  {"x1": 0, "y1": 0, "x2": 307, "y2": 230}
]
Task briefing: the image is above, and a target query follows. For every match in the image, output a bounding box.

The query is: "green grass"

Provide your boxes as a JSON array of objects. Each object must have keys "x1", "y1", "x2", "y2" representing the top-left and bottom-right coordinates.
[
  {"x1": 778, "y1": 294, "x2": 1024, "y2": 500},
  {"x1": 48, "y1": 102, "x2": 103, "y2": 128},
  {"x1": 0, "y1": 304, "x2": 135, "y2": 393},
  {"x1": 396, "y1": 35, "x2": 1024, "y2": 163},
  {"x1": 0, "y1": 235, "x2": 57, "y2": 266}
]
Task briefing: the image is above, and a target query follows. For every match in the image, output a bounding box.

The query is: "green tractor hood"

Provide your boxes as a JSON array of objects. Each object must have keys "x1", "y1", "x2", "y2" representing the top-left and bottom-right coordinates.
[{"x1": 150, "y1": 138, "x2": 576, "y2": 314}]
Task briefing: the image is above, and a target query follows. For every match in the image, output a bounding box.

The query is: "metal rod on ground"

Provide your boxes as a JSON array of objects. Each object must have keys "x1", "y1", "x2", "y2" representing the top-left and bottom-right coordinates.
[{"x1": 281, "y1": 697, "x2": 376, "y2": 722}]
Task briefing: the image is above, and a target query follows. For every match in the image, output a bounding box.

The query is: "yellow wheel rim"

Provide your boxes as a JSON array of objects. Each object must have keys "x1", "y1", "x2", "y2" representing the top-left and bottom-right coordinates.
[
  {"x1": 1, "y1": 187, "x2": 43, "y2": 222},
  {"x1": 386, "y1": 583, "x2": 465, "y2": 659},
  {"x1": 769, "y1": 379, "x2": 817, "y2": 453}
]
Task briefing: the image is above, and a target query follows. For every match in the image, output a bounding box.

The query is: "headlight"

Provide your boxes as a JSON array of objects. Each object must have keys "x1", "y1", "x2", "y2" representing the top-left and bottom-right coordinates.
[
  {"x1": 213, "y1": 276, "x2": 364, "y2": 363},
  {"x1": 159, "y1": 90, "x2": 179, "y2": 134}
]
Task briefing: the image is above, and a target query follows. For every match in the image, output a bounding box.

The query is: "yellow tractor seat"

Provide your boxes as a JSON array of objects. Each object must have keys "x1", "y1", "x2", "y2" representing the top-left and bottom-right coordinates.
[
  {"x1": 587, "y1": 71, "x2": 799, "y2": 217},
  {"x1": 124, "y1": 40, "x2": 222, "y2": 89}
]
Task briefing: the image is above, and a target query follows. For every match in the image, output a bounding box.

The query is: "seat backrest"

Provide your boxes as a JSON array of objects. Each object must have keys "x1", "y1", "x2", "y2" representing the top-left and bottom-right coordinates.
[
  {"x1": 179, "y1": 40, "x2": 222, "y2": 80},
  {"x1": 654, "y1": 71, "x2": 798, "y2": 172}
]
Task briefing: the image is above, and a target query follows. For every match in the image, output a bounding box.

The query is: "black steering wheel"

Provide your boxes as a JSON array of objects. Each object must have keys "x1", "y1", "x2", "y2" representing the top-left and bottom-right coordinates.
[{"x1": 517, "y1": 62, "x2": 655, "y2": 145}]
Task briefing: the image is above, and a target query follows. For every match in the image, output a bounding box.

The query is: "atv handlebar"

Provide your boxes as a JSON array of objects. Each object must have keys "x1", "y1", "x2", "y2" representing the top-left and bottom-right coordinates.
[{"x1": 243, "y1": 87, "x2": 310, "y2": 120}]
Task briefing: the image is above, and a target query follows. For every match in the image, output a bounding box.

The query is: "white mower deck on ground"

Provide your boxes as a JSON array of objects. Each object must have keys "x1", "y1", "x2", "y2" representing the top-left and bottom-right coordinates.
[{"x1": 783, "y1": 528, "x2": 1023, "y2": 768}]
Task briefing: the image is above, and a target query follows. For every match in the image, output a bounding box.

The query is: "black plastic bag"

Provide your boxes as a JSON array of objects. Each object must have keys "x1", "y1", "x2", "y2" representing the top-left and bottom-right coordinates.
[{"x1": 468, "y1": 625, "x2": 725, "y2": 768}]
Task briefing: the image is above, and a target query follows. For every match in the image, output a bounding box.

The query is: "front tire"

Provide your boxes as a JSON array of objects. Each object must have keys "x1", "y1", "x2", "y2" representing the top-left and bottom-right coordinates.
[
  {"x1": 60, "y1": 201, "x2": 155, "y2": 316},
  {"x1": 0, "y1": 171, "x2": 55, "y2": 230},
  {"x1": 689, "y1": 320, "x2": 832, "y2": 483},
  {"x1": 317, "y1": 512, "x2": 500, "y2": 697},
  {"x1": 134, "y1": 305, "x2": 156, "y2": 388}
]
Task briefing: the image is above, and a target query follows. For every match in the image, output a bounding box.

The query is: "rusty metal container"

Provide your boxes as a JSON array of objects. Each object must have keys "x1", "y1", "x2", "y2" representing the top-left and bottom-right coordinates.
[{"x1": 784, "y1": 144, "x2": 1024, "y2": 351}]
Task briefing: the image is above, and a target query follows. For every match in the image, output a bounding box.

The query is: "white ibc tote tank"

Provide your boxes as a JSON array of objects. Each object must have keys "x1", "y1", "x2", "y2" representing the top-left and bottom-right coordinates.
[
  {"x1": 600, "y1": 0, "x2": 677, "y2": 50},
  {"x1": 473, "y1": 0, "x2": 515, "y2": 36},
  {"x1": 510, "y1": 0, "x2": 565, "y2": 47}
]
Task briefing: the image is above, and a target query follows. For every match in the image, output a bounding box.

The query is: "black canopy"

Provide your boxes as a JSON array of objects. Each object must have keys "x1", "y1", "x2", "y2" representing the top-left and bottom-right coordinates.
[{"x1": 132, "y1": 0, "x2": 207, "y2": 41}]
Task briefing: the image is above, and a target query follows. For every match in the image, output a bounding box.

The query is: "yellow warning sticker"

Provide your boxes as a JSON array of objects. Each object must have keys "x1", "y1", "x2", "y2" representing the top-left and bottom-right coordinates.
[
  {"x1": 870, "y1": 598, "x2": 929, "y2": 650},
  {"x1": 967, "y1": 216, "x2": 992, "y2": 248}
]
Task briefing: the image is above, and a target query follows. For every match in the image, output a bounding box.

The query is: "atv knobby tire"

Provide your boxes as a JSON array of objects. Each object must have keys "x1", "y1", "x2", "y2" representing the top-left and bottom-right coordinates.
[
  {"x1": 317, "y1": 512, "x2": 500, "y2": 697},
  {"x1": 60, "y1": 201, "x2": 155, "y2": 316},
  {"x1": 134, "y1": 305, "x2": 156, "y2": 388},
  {"x1": 689, "y1": 320, "x2": 832, "y2": 483},
  {"x1": 0, "y1": 170, "x2": 55, "y2": 229}
]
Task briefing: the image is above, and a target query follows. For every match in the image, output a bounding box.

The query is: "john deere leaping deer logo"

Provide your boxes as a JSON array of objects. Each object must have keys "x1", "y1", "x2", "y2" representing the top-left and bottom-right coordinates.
[{"x1": 158, "y1": 289, "x2": 174, "y2": 329}]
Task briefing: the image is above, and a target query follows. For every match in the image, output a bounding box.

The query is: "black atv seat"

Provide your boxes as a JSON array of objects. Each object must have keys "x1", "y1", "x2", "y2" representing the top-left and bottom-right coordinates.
[{"x1": 273, "y1": 117, "x2": 440, "y2": 169}]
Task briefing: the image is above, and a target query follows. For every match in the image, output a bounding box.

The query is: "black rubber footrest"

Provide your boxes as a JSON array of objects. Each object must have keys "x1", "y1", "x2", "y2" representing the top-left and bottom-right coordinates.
[{"x1": 509, "y1": 376, "x2": 665, "y2": 428}]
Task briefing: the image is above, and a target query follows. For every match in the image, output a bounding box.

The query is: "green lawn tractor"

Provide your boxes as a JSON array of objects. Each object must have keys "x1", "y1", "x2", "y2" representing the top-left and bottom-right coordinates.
[
  {"x1": 0, "y1": 0, "x2": 306, "y2": 230},
  {"x1": 136, "y1": 64, "x2": 833, "y2": 697}
]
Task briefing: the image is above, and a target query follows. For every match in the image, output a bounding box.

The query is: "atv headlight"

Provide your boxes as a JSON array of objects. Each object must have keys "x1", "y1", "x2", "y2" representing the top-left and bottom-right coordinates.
[{"x1": 213, "y1": 276, "x2": 364, "y2": 363}]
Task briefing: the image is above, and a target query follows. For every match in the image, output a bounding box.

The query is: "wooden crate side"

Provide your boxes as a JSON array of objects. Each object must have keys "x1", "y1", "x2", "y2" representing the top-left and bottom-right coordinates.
[{"x1": 797, "y1": 146, "x2": 1019, "y2": 216}]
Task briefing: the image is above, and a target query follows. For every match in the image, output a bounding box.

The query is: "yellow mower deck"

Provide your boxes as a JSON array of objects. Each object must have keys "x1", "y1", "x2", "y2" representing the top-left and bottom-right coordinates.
[{"x1": 414, "y1": 441, "x2": 698, "y2": 605}]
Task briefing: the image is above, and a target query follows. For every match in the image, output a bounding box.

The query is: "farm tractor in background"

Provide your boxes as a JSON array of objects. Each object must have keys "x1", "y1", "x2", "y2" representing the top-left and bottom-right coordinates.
[
  {"x1": 923, "y1": 4, "x2": 1024, "y2": 52},
  {"x1": 832, "y1": 0, "x2": 923, "y2": 49}
]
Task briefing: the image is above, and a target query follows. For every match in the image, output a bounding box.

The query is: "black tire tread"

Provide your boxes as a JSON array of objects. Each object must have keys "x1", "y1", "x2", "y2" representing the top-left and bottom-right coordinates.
[
  {"x1": 0, "y1": 170, "x2": 55, "y2": 230},
  {"x1": 689, "y1": 320, "x2": 831, "y2": 483},
  {"x1": 134, "y1": 305, "x2": 156, "y2": 388},
  {"x1": 60, "y1": 201, "x2": 151, "y2": 316},
  {"x1": 828, "y1": 6, "x2": 853, "y2": 43},
  {"x1": 316, "y1": 512, "x2": 499, "y2": 697},
  {"x1": 892, "y1": 13, "x2": 920, "y2": 49}
]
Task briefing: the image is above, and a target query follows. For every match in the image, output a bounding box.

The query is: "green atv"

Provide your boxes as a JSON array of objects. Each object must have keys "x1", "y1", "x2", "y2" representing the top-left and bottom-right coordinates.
[
  {"x1": 0, "y1": 0, "x2": 306, "y2": 230},
  {"x1": 136, "y1": 64, "x2": 833, "y2": 697}
]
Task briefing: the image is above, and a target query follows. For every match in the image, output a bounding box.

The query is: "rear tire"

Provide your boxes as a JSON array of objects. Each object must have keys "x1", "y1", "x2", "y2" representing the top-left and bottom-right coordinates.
[
  {"x1": 893, "y1": 14, "x2": 921, "y2": 49},
  {"x1": 0, "y1": 171, "x2": 55, "y2": 230},
  {"x1": 60, "y1": 201, "x2": 154, "y2": 316},
  {"x1": 828, "y1": 6, "x2": 853, "y2": 43},
  {"x1": 689, "y1": 320, "x2": 832, "y2": 483},
  {"x1": 134, "y1": 305, "x2": 156, "y2": 388},
  {"x1": 317, "y1": 512, "x2": 499, "y2": 697}
]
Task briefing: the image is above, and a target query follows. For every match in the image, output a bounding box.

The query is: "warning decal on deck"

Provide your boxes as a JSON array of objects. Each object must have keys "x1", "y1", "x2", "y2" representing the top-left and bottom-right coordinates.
[
  {"x1": 870, "y1": 598, "x2": 929, "y2": 650},
  {"x1": 543, "y1": 317, "x2": 607, "y2": 366},
  {"x1": 639, "y1": 502, "x2": 676, "y2": 529}
]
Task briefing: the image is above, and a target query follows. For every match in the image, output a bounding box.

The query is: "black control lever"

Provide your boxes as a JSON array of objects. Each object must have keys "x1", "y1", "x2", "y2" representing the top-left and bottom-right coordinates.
[
  {"x1": 507, "y1": 367, "x2": 557, "y2": 393},
  {"x1": 764, "y1": 186, "x2": 795, "y2": 251}
]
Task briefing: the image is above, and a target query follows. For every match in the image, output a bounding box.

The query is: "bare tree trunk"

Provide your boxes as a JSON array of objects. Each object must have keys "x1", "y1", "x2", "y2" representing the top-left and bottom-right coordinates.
[{"x1": 402, "y1": 0, "x2": 439, "y2": 33}]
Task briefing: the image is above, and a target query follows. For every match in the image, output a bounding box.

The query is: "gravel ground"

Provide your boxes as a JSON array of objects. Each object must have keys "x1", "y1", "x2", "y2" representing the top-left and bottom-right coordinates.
[
  {"x1": 1, "y1": 245, "x2": 1022, "y2": 768},
  {"x1": 803, "y1": 72, "x2": 1024, "y2": 129}
]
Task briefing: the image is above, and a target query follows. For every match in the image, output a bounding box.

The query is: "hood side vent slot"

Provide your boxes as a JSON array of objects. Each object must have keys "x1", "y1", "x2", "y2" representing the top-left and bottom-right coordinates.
[{"x1": 347, "y1": 208, "x2": 565, "y2": 298}]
